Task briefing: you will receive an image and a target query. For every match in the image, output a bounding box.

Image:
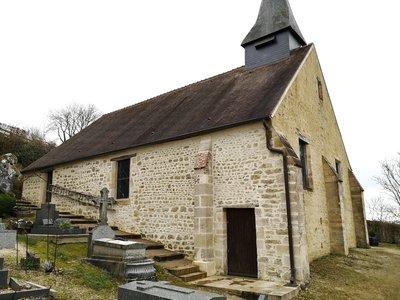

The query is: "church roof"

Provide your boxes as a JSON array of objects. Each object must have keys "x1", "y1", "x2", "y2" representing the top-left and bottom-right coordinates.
[
  {"x1": 23, "y1": 44, "x2": 312, "y2": 173},
  {"x1": 242, "y1": 0, "x2": 306, "y2": 46}
]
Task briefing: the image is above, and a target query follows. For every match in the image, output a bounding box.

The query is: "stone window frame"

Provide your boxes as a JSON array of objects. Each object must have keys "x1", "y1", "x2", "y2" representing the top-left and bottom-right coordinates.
[
  {"x1": 299, "y1": 138, "x2": 313, "y2": 191},
  {"x1": 111, "y1": 154, "x2": 135, "y2": 200}
]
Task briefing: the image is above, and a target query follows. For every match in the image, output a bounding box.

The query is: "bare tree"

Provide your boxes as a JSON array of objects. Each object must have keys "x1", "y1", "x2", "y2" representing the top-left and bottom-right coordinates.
[
  {"x1": 376, "y1": 153, "x2": 400, "y2": 208},
  {"x1": 367, "y1": 197, "x2": 398, "y2": 222},
  {"x1": 48, "y1": 103, "x2": 101, "y2": 143}
]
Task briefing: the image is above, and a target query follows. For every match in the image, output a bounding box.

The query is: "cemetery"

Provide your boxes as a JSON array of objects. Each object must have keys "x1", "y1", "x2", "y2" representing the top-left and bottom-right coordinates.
[{"x1": 0, "y1": 187, "x2": 230, "y2": 299}]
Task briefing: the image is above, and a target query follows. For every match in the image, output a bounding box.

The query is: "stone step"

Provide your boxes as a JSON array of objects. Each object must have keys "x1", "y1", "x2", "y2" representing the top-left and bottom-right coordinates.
[
  {"x1": 14, "y1": 204, "x2": 40, "y2": 210},
  {"x1": 268, "y1": 286, "x2": 300, "y2": 300},
  {"x1": 70, "y1": 219, "x2": 98, "y2": 225},
  {"x1": 15, "y1": 200, "x2": 36, "y2": 205},
  {"x1": 13, "y1": 206, "x2": 38, "y2": 211},
  {"x1": 114, "y1": 230, "x2": 141, "y2": 240},
  {"x1": 179, "y1": 271, "x2": 207, "y2": 282},
  {"x1": 129, "y1": 239, "x2": 164, "y2": 250},
  {"x1": 167, "y1": 265, "x2": 201, "y2": 277},
  {"x1": 13, "y1": 211, "x2": 35, "y2": 218},
  {"x1": 74, "y1": 223, "x2": 95, "y2": 232},
  {"x1": 58, "y1": 213, "x2": 86, "y2": 219},
  {"x1": 146, "y1": 249, "x2": 185, "y2": 262}
]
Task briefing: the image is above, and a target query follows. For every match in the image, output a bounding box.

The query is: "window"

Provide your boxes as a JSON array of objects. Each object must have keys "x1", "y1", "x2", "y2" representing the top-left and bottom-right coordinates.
[
  {"x1": 317, "y1": 77, "x2": 323, "y2": 101},
  {"x1": 116, "y1": 159, "x2": 130, "y2": 199},
  {"x1": 299, "y1": 139, "x2": 312, "y2": 189},
  {"x1": 45, "y1": 170, "x2": 53, "y2": 202},
  {"x1": 335, "y1": 159, "x2": 342, "y2": 181}
]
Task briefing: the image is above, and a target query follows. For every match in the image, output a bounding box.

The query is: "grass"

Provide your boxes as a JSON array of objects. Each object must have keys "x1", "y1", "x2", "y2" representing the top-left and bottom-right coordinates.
[
  {"x1": 3, "y1": 237, "x2": 191, "y2": 300},
  {"x1": 3, "y1": 238, "x2": 124, "y2": 300},
  {"x1": 297, "y1": 244, "x2": 400, "y2": 300}
]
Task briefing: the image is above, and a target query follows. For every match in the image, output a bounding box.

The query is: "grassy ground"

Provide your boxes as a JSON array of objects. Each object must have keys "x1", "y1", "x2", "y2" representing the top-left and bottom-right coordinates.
[
  {"x1": 2, "y1": 237, "x2": 123, "y2": 300},
  {"x1": 1, "y1": 237, "x2": 399, "y2": 300},
  {"x1": 297, "y1": 244, "x2": 400, "y2": 300}
]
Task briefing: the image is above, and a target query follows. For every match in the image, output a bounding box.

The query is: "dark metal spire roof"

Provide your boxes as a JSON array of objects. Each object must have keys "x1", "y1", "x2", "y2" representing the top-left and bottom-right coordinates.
[{"x1": 242, "y1": 0, "x2": 306, "y2": 46}]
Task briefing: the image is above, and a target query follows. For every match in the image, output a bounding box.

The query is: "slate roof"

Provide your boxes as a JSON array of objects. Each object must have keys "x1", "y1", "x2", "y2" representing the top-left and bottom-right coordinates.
[
  {"x1": 23, "y1": 44, "x2": 312, "y2": 173},
  {"x1": 241, "y1": 0, "x2": 306, "y2": 46}
]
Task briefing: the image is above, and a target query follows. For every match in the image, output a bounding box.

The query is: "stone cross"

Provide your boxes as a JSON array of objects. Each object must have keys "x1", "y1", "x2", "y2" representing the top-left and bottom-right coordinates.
[{"x1": 93, "y1": 188, "x2": 115, "y2": 225}]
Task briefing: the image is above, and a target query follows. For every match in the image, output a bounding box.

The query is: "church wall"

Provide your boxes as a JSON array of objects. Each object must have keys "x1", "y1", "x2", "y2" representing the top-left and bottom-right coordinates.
[
  {"x1": 22, "y1": 174, "x2": 46, "y2": 207},
  {"x1": 22, "y1": 122, "x2": 300, "y2": 282},
  {"x1": 211, "y1": 123, "x2": 292, "y2": 281},
  {"x1": 272, "y1": 46, "x2": 358, "y2": 261}
]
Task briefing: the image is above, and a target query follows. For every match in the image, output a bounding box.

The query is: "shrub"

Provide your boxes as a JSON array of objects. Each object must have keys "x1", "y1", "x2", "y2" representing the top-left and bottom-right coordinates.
[{"x1": 0, "y1": 193, "x2": 16, "y2": 217}]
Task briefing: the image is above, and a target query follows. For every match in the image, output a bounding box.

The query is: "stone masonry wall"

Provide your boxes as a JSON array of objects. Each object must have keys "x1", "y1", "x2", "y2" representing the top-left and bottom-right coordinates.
[
  {"x1": 272, "y1": 46, "x2": 360, "y2": 261},
  {"x1": 22, "y1": 174, "x2": 45, "y2": 207},
  {"x1": 212, "y1": 124, "x2": 293, "y2": 282},
  {"x1": 130, "y1": 139, "x2": 197, "y2": 254},
  {"x1": 22, "y1": 122, "x2": 300, "y2": 282},
  {"x1": 51, "y1": 158, "x2": 113, "y2": 220}
]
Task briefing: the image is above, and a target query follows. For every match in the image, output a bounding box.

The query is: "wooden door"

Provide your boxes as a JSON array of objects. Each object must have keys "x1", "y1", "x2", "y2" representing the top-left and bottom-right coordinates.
[{"x1": 227, "y1": 208, "x2": 258, "y2": 278}]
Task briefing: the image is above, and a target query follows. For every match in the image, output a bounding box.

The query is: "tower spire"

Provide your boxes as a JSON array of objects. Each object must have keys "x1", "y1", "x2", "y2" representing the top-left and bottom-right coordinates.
[{"x1": 242, "y1": 0, "x2": 306, "y2": 69}]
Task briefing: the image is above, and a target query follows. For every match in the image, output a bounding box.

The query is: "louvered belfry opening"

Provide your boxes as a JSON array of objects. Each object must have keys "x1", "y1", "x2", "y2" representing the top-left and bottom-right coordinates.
[{"x1": 242, "y1": 0, "x2": 306, "y2": 69}]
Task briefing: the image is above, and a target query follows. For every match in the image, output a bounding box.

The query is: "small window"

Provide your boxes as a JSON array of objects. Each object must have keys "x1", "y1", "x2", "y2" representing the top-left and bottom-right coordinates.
[
  {"x1": 45, "y1": 170, "x2": 53, "y2": 203},
  {"x1": 299, "y1": 139, "x2": 312, "y2": 189},
  {"x1": 317, "y1": 78, "x2": 323, "y2": 101},
  {"x1": 335, "y1": 159, "x2": 342, "y2": 181},
  {"x1": 116, "y1": 159, "x2": 130, "y2": 199}
]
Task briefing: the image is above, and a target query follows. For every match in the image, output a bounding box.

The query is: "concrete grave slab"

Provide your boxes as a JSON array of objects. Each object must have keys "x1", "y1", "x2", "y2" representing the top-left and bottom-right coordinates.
[{"x1": 118, "y1": 281, "x2": 226, "y2": 300}]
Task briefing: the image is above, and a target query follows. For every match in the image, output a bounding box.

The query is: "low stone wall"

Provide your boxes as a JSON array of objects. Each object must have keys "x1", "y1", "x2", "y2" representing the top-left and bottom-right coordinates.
[{"x1": 367, "y1": 220, "x2": 400, "y2": 244}]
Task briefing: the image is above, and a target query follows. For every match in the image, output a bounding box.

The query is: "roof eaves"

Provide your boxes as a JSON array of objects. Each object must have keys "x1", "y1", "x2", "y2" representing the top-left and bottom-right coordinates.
[{"x1": 22, "y1": 116, "x2": 272, "y2": 174}]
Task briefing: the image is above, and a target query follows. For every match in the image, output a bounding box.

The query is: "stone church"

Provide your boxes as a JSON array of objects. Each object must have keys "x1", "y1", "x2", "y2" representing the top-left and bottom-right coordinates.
[{"x1": 22, "y1": 0, "x2": 369, "y2": 284}]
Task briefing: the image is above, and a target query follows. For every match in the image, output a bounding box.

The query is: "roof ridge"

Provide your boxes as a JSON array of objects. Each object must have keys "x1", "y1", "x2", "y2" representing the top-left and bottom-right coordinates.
[{"x1": 104, "y1": 66, "x2": 244, "y2": 116}]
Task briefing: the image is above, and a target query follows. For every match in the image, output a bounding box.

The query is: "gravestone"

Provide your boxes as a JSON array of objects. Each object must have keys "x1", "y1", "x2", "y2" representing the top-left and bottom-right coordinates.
[
  {"x1": 34, "y1": 203, "x2": 59, "y2": 225},
  {"x1": 87, "y1": 225, "x2": 115, "y2": 258},
  {"x1": 92, "y1": 187, "x2": 116, "y2": 225},
  {"x1": 30, "y1": 203, "x2": 85, "y2": 235},
  {"x1": 88, "y1": 188, "x2": 116, "y2": 257},
  {"x1": 0, "y1": 257, "x2": 8, "y2": 289},
  {"x1": 2, "y1": 277, "x2": 52, "y2": 299},
  {"x1": 118, "y1": 281, "x2": 226, "y2": 300},
  {"x1": 0, "y1": 218, "x2": 16, "y2": 249},
  {"x1": 87, "y1": 188, "x2": 155, "y2": 281}
]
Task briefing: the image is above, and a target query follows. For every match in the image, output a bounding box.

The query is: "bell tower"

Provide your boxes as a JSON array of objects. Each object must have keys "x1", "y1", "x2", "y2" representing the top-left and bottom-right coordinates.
[{"x1": 242, "y1": 0, "x2": 306, "y2": 69}]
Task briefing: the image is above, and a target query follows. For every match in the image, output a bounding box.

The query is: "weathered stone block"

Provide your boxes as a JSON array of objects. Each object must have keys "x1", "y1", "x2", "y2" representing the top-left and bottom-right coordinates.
[
  {"x1": 0, "y1": 229, "x2": 16, "y2": 249},
  {"x1": 194, "y1": 184, "x2": 213, "y2": 196}
]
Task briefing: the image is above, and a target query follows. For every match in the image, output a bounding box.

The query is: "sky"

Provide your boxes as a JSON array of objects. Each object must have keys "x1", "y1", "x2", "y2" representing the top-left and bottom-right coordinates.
[{"x1": 1, "y1": 0, "x2": 400, "y2": 209}]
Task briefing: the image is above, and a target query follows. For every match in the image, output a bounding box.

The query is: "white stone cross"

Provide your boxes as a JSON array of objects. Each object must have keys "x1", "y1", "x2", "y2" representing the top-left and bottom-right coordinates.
[{"x1": 93, "y1": 188, "x2": 115, "y2": 225}]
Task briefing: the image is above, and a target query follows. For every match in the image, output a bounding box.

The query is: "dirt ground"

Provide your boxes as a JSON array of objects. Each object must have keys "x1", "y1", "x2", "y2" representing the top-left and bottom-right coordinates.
[{"x1": 297, "y1": 244, "x2": 400, "y2": 300}]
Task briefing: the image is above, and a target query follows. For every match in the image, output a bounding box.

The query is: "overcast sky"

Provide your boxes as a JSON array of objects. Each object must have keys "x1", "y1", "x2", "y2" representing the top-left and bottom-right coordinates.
[{"x1": 1, "y1": 0, "x2": 399, "y2": 207}]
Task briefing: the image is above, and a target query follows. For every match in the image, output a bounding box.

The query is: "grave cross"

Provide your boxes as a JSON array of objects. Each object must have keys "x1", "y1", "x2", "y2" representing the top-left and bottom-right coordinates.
[{"x1": 93, "y1": 188, "x2": 116, "y2": 225}]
